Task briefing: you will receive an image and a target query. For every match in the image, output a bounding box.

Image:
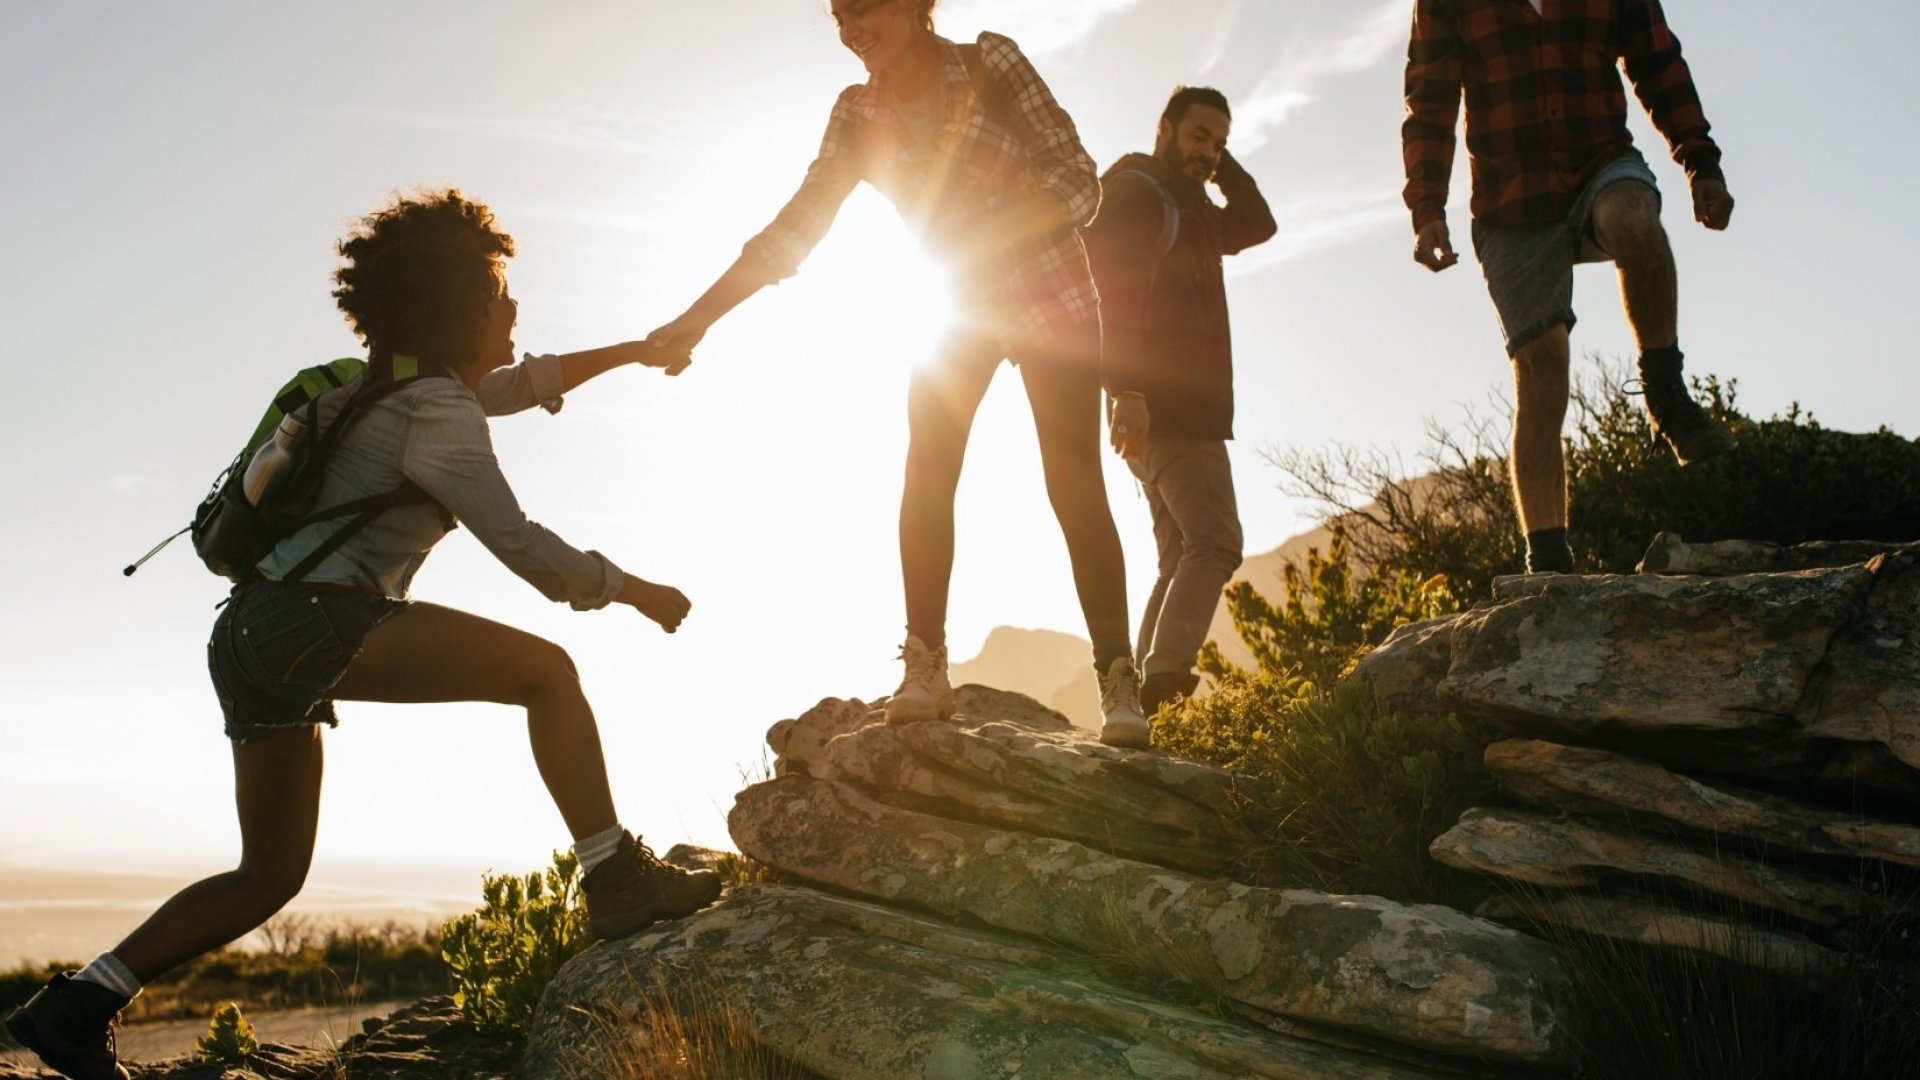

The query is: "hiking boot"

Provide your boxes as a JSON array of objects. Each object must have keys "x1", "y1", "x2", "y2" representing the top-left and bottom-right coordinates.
[
  {"x1": 5, "y1": 972, "x2": 131, "y2": 1080},
  {"x1": 1637, "y1": 354, "x2": 1736, "y2": 465},
  {"x1": 1098, "y1": 658, "x2": 1150, "y2": 749},
  {"x1": 885, "y1": 635, "x2": 954, "y2": 724},
  {"x1": 581, "y1": 832, "x2": 723, "y2": 940},
  {"x1": 1140, "y1": 670, "x2": 1201, "y2": 716}
]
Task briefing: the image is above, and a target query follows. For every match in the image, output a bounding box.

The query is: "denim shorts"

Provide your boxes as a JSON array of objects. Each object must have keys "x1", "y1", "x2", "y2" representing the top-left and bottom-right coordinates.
[
  {"x1": 1470, "y1": 149, "x2": 1661, "y2": 355},
  {"x1": 208, "y1": 579, "x2": 408, "y2": 742}
]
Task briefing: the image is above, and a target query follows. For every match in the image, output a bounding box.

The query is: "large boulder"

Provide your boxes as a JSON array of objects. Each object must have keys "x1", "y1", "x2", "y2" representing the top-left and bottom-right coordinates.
[
  {"x1": 524, "y1": 886, "x2": 1453, "y2": 1080},
  {"x1": 731, "y1": 773, "x2": 1579, "y2": 1069}
]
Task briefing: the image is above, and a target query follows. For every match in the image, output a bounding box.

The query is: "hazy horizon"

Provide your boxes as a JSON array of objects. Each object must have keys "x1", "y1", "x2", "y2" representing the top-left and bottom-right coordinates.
[{"x1": 4, "y1": 0, "x2": 1917, "y2": 962}]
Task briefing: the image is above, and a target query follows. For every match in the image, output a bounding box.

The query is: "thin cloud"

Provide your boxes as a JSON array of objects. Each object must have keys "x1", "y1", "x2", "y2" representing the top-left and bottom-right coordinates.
[
  {"x1": 1198, "y1": 0, "x2": 1252, "y2": 75},
  {"x1": 939, "y1": 0, "x2": 1148, "y2": 54},
  {"x1": 1226, "y1": 189, "x2": 1406, "y2": 277},
  {"x1": 296, "y1": 100, "x2": 675, "y2": 158},
  {"x1": 1233, "y1": 0, "x2": 1408, "y2": 152}
]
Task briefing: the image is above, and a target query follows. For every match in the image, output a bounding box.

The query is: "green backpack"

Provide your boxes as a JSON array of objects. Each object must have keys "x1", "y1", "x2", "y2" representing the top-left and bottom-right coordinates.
[{"x1": 126, "y1": 354, "x2": 440, "y2": 583}]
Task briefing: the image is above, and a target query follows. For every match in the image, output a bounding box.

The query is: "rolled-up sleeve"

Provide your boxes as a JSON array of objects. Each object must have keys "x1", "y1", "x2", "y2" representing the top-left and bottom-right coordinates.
[
  {"x1": 740, "y1": 86, "x2": 866, "y2": 284},
  {"x1": 978, "y1": 32, "x2": 1099, "y2": 228},
  {"x1": 473, "y1": 352, "x2": 566, "y2": 417},
  {"x1": 401, "y1": 387, "x2": 624, "y2": 610}
]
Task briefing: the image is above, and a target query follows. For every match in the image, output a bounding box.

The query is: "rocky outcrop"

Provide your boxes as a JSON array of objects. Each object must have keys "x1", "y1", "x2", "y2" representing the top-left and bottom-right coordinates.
[
  {"x1": 1355, "y1": 535, "x2": 1920, "y2": 977},
  {"x1": 529, "y1": 691, "x2": 1583, "y2": 1078}
]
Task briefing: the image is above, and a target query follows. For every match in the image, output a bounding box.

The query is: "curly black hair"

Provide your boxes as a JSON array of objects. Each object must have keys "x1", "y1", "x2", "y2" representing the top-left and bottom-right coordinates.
[{"x1": 332, "y1": 188, "x2": 515, "y2": 368}]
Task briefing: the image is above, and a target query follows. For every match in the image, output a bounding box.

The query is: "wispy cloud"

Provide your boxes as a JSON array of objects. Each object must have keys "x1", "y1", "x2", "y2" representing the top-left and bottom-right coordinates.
[
  {"x1": 940, "y1": 0, "x2": 1149, "y2": 55},
  {"x1": 1226, "y1": 189, "x2": 1406, "y2": 277},
  {"x1": 295, "y1": 97, "x2": 675, "y2": 158},
  {"x1": 1198, "y1": 0, "x2": 1252, "y2": 75},
  {"x1": 1232, "y1": 0, "x2": 1408, "y2": 152}
]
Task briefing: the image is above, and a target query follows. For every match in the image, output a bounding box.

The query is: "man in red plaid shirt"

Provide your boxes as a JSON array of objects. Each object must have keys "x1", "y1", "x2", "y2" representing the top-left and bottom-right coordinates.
[{"x1": 1402, "y1": 0, "x2": 1736, "y2": 574}]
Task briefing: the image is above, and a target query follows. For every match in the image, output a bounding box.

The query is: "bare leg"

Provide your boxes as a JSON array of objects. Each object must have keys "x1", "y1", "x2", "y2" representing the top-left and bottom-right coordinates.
[
  {"x1": 1510, "y1": 325, "x2": 1572, "y2": 534},
  {"x1": 1591, "y1": 180, "x2": 1677, "y2": 351},
  {"x1": 331, "y1": 602, "x2": 617, "y2": 840},
  {"x1": 900, "y1": 341, "x2": 998, "y2": 649},
  {"x1": 1020, "y1": 339, "x2": 1131, "y2": 665},
  {"x1": 112, "y1": 726, "x2": 323, "y2": 982}
]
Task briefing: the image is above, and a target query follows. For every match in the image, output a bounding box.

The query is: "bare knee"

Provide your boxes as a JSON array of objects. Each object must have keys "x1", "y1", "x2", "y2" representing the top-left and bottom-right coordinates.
[
  {"x1": 236, "y1": 855, "x2": 311, "y2": 911},
  {"x1": 504, "y1": 638, "x2": 581, "y2": 709},
  {"x1": 1512, "y1": 329, "x2": 1571, "y2": 419},
  {"x1": 1593, "y1": 182, "x2": 1666, "y2": 260}
]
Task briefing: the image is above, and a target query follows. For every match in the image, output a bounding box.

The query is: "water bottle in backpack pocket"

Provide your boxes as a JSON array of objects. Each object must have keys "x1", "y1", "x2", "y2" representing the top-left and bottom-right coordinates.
[{"x1": 126, "y1": 355, "x2": 438, "y2": 583}]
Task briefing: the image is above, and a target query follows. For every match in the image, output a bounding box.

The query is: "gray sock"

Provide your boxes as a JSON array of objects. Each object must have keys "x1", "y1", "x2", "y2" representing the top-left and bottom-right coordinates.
[
  {"x1": 74, "y1": 953, "x2": 141, "y2": 1000},
  {"x1": 573, "y1": 824, "x2": 628, "y2": 876}
]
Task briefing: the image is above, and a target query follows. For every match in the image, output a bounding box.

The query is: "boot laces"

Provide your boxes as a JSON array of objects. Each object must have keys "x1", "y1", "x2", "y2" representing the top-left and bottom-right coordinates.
[
  {"x1": 1100, "y1": 662, "x2": 1142, "y2": 718},
  {"x1": 897, "y1": 638, "x2": 945, "y2": 692}
]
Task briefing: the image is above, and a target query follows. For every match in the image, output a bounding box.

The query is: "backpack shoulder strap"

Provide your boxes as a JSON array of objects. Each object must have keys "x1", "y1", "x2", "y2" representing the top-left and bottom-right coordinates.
[
  {"x1": 1110, "y1": 168, "x2": 1182, "y2": 261},
  {"x1": 958, "y1": 42, "x2": 1014, "y2": 135}
]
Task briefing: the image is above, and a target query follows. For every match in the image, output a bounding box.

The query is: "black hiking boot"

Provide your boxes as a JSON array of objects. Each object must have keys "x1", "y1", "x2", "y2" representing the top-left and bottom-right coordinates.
[
  {"x1": 581, "y1": 832, "x2": 723, "y2": 940},
  {"x1": 5, "y1": 972, "x2": 132, "y2": 1080},
  {"x1": 1140, "y1": 670, "x2": 1201, "y2": 716},
  {"x1": 1637, "y1": 352, "x2": 1736, "y2": 465}
]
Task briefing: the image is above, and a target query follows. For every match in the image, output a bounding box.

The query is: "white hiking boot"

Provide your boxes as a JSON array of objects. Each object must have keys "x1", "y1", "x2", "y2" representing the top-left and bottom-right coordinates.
[
  {"x1": 886, "y1": 635, "x2": 954, "y2": 724},
  {"x1": 1098, "y1": 658, "x2": 1150, "y2": 748}
]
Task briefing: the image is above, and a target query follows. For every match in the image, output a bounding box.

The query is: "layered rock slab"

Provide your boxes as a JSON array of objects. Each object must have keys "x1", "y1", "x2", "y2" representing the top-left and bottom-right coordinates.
[
  {"x1": 1476, "y1": 893, "x2": 1845, "y2": 979},
  {"x1": 1430, "y1": 808, "x2": 1863, "y2": 927},
  {"x1": 770, "y1": 691, "x2": 1260, "y2": 878},
  {"x1": 1484, "y1": 739, "x2": 1920, "y2": 869},
  {"x1": 523, "y1": 885, "x2": 1448, "y2": 1080},
  {"x1": 731, "y1": 773, "x2": 1578, "y2": 1068}
]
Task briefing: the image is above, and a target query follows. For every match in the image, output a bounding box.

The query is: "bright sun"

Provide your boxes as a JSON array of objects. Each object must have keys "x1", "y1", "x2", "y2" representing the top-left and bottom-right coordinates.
[{"x1": 804, "y1": 188, "x2": 959, "y2": 369}]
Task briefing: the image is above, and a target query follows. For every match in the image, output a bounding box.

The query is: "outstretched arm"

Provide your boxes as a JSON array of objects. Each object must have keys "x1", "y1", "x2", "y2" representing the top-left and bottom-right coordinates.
[
  {"x1": 1402, "y1": 0, "x2": 1462, "y2": 271},
  {"x1": 1620, "y1": 0, "x2": 1732, "y2": 230},
  {"x1": 471, "y1": 342, "x2": 684, "y2": 418},
  {"x1": 648, "y1": 87, "x2": 865, "y2": 361}
]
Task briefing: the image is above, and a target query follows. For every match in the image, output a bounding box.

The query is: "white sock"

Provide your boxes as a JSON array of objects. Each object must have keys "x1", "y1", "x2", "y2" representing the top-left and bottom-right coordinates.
[
  {"x1": 573, "y1": 823, "x2": 628, "y2": 876},
  {"x1": 74, "y1": 953, "x2": 141, "y2": 1000}
]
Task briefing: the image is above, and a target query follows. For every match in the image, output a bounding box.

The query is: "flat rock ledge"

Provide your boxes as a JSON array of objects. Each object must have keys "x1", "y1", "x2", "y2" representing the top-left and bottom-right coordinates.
[
  {"x1": 528, "y1": 689, "x2": 1582, "y2": 1078},
  {"x1": 1356, "y1": 536, "x2": 1920, "y2": 980}
]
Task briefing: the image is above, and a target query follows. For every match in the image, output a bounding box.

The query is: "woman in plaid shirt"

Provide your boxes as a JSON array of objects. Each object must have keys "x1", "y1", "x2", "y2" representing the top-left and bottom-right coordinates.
[{"x1": 648, "y1": 0, "x2": 1148, "y2": 745}]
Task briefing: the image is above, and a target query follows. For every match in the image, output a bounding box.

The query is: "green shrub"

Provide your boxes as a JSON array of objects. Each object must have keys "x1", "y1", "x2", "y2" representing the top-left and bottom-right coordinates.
[
  {"x1": 1155, "y1": 677, "x2": 1496, "y2": 908},
  {"x1": 1271, "y1": 362, "x2": 1920, "y2": 606},
  {"x1": 440, "y1": 851, "x2": 591, "y2": 1037},
  {"x1": 1199, "y1": 531, "x2": 1456, "y2": 687},
  {"x1": 196, "y1": 1001, "x2": 258, "y2": 1066}
]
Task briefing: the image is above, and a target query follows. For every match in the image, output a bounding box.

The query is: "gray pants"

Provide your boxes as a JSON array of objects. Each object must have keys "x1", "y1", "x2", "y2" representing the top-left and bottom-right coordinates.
[{"x1": 1128, "y1": 436, "x2": 1243, "y2": 677}]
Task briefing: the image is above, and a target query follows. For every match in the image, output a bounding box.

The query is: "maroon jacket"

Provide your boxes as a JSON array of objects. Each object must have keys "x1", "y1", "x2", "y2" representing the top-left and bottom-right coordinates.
[{"x1": 1084, "y1": 150, "x2": 1275, "y2": 441}]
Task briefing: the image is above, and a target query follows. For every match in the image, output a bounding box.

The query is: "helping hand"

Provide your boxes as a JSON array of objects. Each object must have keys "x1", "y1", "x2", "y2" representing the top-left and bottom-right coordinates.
[
  {"x1": 1413, "y1": 219, "x2": 1459, "y2": 272},
  {"x1": 1109, "y1": 393, "x2": 1150, "y2": 461},
  {"x1": 644, "y1": 315, "x2": 710, "y2": 376},
  {"x1": 1691, "y1": 176, "x2": 1735, "y2": 231}
]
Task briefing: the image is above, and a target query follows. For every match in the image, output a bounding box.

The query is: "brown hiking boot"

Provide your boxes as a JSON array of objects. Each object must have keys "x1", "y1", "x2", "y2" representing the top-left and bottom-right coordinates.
[
  {"x1": 5, "y1": 972, "x2": 131, "y2": 1080},
  {"x1": 1637, "y1": 353, "x2": 1736, "y2": 465},
  {"x1": 1140, "y1": 670, "x2": 1200, "y2": 716},
  {"x1": 581, "y1": 832, "x2": 723, "y2": 940}
]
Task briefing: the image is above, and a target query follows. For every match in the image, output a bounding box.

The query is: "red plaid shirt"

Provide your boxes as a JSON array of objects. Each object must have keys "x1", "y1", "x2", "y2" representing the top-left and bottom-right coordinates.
[
  {"x1": 1402, "y1": 0, "x2": 1724, "y2": 229},
  {"x1": 744, "y1": 32, "x2": 1101, "y2": 347}
]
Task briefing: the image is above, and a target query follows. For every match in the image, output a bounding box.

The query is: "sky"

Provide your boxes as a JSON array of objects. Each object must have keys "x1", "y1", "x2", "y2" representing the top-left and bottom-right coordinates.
[{"x1": 2, "y1": 0, "x2": 1917, "y2": 920}]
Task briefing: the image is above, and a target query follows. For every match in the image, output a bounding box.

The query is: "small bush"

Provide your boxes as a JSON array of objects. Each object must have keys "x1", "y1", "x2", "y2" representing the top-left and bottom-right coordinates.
[
  {"x1": 1156, "y1": 677, "x2": 1496, "y2": 908},
  {"x1": 441, "y1": 851, "x2": 591, "y2": 1037},
  {"x1": 197, "y1": 1001, "x2": 258, "y2": 1066}
]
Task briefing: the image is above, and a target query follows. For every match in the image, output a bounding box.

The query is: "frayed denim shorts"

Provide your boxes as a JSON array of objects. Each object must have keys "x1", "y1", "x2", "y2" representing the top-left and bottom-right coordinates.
[
  {"x1": 1470, "y1": 148, "x2": 1661, "y2": 356},
  {"x1": 208, "y1": 579, "x2": 408, "y2": 742}
]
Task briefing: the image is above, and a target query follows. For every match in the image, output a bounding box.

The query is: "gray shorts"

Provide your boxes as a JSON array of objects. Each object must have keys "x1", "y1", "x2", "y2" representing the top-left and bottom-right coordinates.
[{"x1": 1470, "y1": 149, "x2": 1661, "y2": 355}]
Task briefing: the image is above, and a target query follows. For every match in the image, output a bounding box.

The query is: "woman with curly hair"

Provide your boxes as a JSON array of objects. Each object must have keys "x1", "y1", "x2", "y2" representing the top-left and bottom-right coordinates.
[
  {"x1": 646, "y1": 0, "x2": 1148, "y2": 746},
  {"x1": 5, "y1": 189, "x2": 717, "y2": 1080}
]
